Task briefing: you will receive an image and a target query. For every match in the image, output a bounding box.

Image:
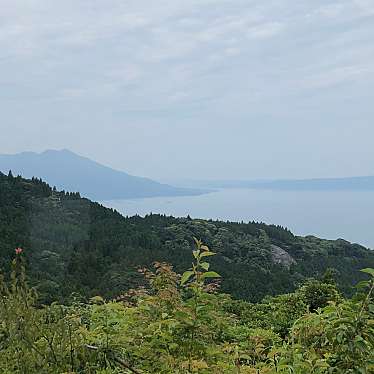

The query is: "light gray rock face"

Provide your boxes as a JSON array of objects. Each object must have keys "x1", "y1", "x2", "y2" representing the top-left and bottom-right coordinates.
[{"x1": 271, "y1": 244, "x2": 296, "y2": 268}]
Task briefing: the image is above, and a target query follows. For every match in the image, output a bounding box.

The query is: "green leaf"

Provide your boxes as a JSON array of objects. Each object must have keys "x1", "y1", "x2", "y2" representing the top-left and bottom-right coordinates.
[
  {"x1": 355, "y1": 280, "x2": 370, "y2": 289},
  {"x1": 202, "y1": 271, "x2": 221, "y2": 279},
  {"x1": 181, "y1": 271, "x2": 194, "y2": 285},
  {"x1": 361, "y1": 268, "x2": 374, "y2": 277},
  {"x1": 200, "y1": 251, "x2": 216, "y2": 258},
  {"x1": 193, "y1": 250, "x2": 200, "y2": 259},
  {"x1": 201, "y1": 245, "x2": 209, "y2": 252},
  {"x1": 200, "y1": 262, "x2": 210, "y2": 270}
]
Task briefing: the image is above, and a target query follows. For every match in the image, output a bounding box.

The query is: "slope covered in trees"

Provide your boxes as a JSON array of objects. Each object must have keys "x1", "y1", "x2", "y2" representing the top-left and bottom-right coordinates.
[
  {"x1": 1, "y1": 241, "x2": 373, "y2": 373},
  {"x1": 1, "y1": 172, "x2": 373, "y2": 305}
]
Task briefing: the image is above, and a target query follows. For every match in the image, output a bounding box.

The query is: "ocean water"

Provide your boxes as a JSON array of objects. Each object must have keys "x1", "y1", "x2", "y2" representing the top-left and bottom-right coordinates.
[{"x1": 102, "y1": 188, "x2": 374, "y2": 249}]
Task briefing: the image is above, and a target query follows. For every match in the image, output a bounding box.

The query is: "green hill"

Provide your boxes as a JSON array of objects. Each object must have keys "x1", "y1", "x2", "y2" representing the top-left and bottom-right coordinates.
[{"x1": 1, "y1": 171, "x2": 373, "y2": 303}]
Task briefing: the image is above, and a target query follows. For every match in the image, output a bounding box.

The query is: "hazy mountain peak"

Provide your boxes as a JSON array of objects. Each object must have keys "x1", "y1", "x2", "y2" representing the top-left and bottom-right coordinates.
[
  {"x1": 42, "y1": 148, "x2": 74, "y2": 154},
  {"x1": 0, "y1": 150, "x2": 206, "y2": 200}
]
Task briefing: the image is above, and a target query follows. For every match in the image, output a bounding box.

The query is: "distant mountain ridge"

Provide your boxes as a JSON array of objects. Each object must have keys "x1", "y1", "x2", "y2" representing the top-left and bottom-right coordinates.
[
  {"x1": 244, "y1": 176, "x2": 374, "y2": 191},
  {"x1": 170, "y1": 176, "x2": 374, "y2": 191},
  {"x1": 0, "y1": 149, "x2": 206, "y2": 200}
]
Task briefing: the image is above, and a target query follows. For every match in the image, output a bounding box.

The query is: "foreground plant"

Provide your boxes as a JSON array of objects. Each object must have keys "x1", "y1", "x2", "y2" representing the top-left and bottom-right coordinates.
[
  {"x1": 0, "y1": 249, "x2": 89, "y2": 373},
  {"x1": 0, "y1": 243, "x2": 373, "y2": 373}
]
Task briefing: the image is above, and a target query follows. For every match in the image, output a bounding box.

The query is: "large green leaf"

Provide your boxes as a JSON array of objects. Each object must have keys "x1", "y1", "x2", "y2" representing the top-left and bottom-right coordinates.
[
  {"x1": 181, "y1": 270, "x2": 194, "y2": 285},
  {"x1": 361, "y1": 268, "x2": 374, "y2": 277},
  {"x1": 200, "y1": 262, "x2": 210, "y2": 271},
  {"x1": 200, "y1": 251, "x2": 216, "y2": 258},
  {"x1": 202, "y1": 271, "x2": 221, "y2": 279}
]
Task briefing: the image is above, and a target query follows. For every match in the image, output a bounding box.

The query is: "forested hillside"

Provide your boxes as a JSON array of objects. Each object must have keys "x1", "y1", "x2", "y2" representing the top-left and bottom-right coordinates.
[
  {"x1": 1, "y1": 172, "x2": 373, "y2": 304},
  {"x1": 1, "y1": 172, "x2": 374, "y2": 372},
  {"x1": 1, "y1": 238, "x2": 373, "y2": 373}
]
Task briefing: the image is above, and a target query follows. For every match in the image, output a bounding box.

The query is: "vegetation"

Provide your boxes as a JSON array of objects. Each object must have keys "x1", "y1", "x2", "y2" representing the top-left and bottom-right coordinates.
[
  {"x1": 0, "y1": 242, "x2": 373, "y2": 373},
  {"x1": 1, "y1": 173, "x2": 374, "y2": 372},
  {"x1": 1, "y1": 172, "x2": 373, "y2": 305}
]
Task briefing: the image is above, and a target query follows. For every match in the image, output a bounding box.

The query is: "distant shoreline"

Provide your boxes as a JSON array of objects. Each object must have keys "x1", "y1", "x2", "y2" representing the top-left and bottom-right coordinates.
[{"x1": 167, "y1": 176, "x2": 374, "y2": 191}]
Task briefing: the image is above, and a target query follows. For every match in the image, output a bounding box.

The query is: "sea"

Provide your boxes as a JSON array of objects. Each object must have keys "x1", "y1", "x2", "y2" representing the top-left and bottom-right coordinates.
[{"x1": 102, "y1": 188, "x2": 374, "y2": 249}]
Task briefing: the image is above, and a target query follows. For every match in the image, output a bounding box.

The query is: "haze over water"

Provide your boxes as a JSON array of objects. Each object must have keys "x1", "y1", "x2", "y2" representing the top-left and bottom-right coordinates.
[{"x1": 103, "y1": 188, "x2": 374, "y2": 249}]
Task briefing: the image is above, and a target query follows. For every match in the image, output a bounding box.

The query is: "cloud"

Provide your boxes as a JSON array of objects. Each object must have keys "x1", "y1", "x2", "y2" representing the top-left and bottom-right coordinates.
[
  {"x1": 60, "y1": 88, "x2": 89, "y2": 99},
  {"x1": 247, "y1": 22, "x2": 284, "y2": 39},
  {"x1": 0, "y1": 0, "x2": 373, "y2": 180},
  {"x1": 313, "y1": 3, "x2": 347, "y2": 18},
  {"x1": 354, "y1": 0, "x2": 374, "y2": 14},
  {"x1": 299, "y1": 64, "x2": 374, "y2": 90},
  {"x1": 0, "y1": 0, "x2": 373, "y2": 123}
]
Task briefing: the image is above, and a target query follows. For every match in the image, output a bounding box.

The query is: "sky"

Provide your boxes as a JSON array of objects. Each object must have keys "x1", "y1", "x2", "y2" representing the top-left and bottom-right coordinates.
[{"x1": 0, "y1": 0, "x2": 374, "y2": 181}]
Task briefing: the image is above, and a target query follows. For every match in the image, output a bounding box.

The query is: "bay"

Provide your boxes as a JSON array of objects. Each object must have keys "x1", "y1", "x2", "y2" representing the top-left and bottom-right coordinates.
[{"x1": 102, "y1": 188, "x2": 374, "y2": 249}]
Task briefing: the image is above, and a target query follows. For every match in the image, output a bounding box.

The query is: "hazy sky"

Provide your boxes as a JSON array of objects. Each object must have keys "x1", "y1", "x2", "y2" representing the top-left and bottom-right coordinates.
[{"x1": 1, "y1": 0, "x2": 374, "y2": 180}]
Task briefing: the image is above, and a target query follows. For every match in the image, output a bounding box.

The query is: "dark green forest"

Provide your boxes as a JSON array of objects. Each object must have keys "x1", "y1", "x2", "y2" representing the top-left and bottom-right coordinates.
[
  {"x1": 1, "y1": 171, "x2": 373, "y2": 304},
  {"x1": 1, "y1": 235, "x2": 373, "y2": 372},
  {"x1": 1, "y1": 172, "x2": 374, "y2": 372}
]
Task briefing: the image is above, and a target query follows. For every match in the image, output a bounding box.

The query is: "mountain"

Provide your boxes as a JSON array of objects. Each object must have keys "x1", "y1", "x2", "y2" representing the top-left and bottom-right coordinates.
[
  {"x1": 1, "y1": 172, "x2": 373, "y2": 304},
  {"x1": 0, "y1": 149, "x2": 206, "y2": 200},
  {"x1": 170, "y1": 176, "x2": 374, "y2": 191}
]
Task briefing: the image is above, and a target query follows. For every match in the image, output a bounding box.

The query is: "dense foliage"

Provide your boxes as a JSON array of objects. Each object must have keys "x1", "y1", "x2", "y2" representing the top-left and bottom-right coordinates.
[
  {"x1": 1, "y1": 172, "x2": 373, "y2": 304},
  {"x1": 0, "y1": 242, "x2": 373, "y2": 373}
]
